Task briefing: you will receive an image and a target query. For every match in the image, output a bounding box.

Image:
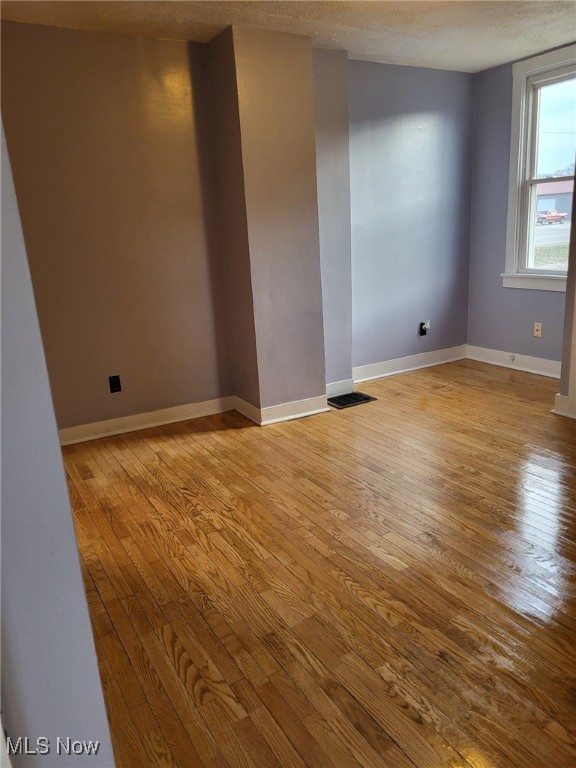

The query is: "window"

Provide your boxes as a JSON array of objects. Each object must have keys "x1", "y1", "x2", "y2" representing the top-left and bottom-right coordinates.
[{"x1": 504, "y1": 45, "x2": 576, "y2": 291}]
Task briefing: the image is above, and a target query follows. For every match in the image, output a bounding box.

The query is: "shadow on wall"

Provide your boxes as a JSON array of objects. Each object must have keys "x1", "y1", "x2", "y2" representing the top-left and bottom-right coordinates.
[{"x1": 185, "y1": 42, "x2": 233, "y2": 399}]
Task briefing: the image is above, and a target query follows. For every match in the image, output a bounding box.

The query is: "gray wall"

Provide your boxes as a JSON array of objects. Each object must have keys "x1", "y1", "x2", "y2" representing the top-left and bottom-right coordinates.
[
  {"x1": 2, "y1": 22, "x2": 230, "y2": 429},
  {"x1": 468, "y1": 64, "x2": 566, "y2": 360},
  {"x1": 194, "y1": 32, "x2": 262, "y2": 407},
  {"x1": 560, "y1": 193, "x2": 576, "y2": 394},
  {"x1": 233, "y1": 28, "x2": 326, "y2": 407},
  {"x1": 1, "y1": 127, "x2": 114, "y2": 766},
  {"x1": 348, "y1": 61, "x2": 473, "y2": 367},
  {"x1": 313, "y1": 49, "x2": 353, "y2": 387},
  {"x1": 4, "y1": 19, "x2": 567, "y2": 445}
]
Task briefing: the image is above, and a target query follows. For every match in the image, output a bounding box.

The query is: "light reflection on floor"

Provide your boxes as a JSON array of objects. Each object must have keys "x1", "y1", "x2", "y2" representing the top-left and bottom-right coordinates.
[{"x1": 508, "y1": 451, "x2": 572, "y2": 622}]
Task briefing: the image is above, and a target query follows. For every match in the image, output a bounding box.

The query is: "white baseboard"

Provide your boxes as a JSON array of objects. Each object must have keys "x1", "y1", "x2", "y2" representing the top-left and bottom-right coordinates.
[
  {"x1": 326, "y1": 379, "x2": 355, "y2": 398},
  {"x1": 261, "y1": 394, "x2": 329, "y2": 425},
  {"x1": 60, "y1": 344, "x2": 562, "y2": 446},
  {"x1": 59, "y1": 397, "x2": 236, "y2": 445},
  {"x1": 235, "y1": 394, "x2": 329, "y2": 426},
  {"x1": 553, "y1": 393, "x2": 576, "y2": 418},
  {"x1": 231, "y1": 396, "x2": 262, "y2": 425},
  {"x1": 466, "y1": 345, "x2": 561, "y2": 378},
  {"x1": 59, "y1": 393, "x2": 330, "y2": 444},
  {"x1": 353, "y1": 345, "x2": 467, "y2": 383}
]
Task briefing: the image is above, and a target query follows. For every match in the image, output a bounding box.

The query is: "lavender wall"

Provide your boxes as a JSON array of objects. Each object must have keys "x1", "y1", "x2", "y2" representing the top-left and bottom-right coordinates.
[
  {"x1": 468, "y1": 65, "x2": 566, "y2": 360},
  {"x1": 196, "y1": 32, "x2": 262, "y2": 407},
  {"x1": 2, "y1": 23, "x2": 231, "y2": 429},
  {"x1": 348, "y1": 61, "x2": 473, "y2": 368},
  {"x1": 313, "y1": 49, "x2": 353, "y2": 388},
  {"x1": 233, "y1": 28, "x2": 326, "y2": 408},
  {"x1": 1, "y1": 127, "x2": 114, "y2": 766}
]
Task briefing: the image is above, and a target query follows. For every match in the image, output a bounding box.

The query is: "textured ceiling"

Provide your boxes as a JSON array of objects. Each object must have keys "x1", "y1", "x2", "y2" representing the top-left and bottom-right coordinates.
[{"x1": 2, "y1": 1, "x2": 575, "y2": 73}]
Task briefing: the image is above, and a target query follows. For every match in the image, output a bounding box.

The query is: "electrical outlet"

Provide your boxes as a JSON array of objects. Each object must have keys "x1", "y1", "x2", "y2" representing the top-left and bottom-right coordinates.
[
  {"x1": 534, "y1": 322, "x2": 542, "y2": 338},
  {"x1": 109, "y1": 374, "x2": 122, "y2": 393}
]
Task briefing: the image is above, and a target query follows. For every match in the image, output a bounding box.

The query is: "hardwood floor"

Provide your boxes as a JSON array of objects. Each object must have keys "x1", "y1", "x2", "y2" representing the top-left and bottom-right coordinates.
[{"x1": 63, "y1": 360, "x2": 576, "y2": 768}]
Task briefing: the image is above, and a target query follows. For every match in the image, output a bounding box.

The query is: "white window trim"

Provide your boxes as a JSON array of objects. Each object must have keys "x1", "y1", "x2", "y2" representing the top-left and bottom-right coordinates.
[{"x1": 503, "y1": 44, "x2": 575, "y2": 292}]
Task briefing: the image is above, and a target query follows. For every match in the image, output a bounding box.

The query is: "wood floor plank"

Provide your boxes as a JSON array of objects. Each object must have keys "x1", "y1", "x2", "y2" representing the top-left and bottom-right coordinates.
[{"x1": 63, "y1": 361, "x2": 576, "y2": 767}]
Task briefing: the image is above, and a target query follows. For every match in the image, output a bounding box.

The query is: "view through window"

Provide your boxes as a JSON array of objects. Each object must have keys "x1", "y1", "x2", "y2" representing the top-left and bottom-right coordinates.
[{"x1": 527, "y1": 75, "x2": 575, "y2": 273}]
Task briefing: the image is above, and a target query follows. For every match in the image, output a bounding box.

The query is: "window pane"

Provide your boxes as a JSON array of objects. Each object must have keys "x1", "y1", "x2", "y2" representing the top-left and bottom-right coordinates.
[
  {"x1": 528, "y1": 179, "x2": 573, "y2": 271},
  {"x1": 535, "y1": 77, "x2": 576, "y2": 179}
]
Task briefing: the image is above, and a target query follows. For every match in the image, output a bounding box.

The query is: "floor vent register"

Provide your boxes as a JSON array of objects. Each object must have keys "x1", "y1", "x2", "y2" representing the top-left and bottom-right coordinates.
[{"x1": 327, "y1": 392, "x2": 377, "y2": 409}]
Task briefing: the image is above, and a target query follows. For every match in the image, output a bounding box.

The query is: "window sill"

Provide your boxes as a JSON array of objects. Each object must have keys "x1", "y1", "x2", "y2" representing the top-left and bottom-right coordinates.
[{"x1": 501, "y1": 273, "x2": 567, "y2": 292}]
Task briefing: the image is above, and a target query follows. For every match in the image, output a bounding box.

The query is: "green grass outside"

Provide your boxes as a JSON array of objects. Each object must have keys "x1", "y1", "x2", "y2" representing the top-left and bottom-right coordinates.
[{"x1": 533, "y1": 243, "x2": 569, "y2": 270}]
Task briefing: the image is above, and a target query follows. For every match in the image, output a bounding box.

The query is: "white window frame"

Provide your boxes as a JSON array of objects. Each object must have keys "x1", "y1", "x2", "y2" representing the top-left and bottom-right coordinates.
[{"x1": 503, "y1": 44, "x2": 576, "y2": 292}]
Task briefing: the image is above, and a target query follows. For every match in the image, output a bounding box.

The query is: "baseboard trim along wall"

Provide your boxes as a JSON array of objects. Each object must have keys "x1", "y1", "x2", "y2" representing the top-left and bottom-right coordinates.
[
  {"x1": 59, "y1": 347, "x2": 563, "y2": 445},
  {"x1": 231, "y1": 397, "x2": 262, "y2": 425},
  {"x1": 59, "y1": 394, "x2": 329, "y2": 445},
  {"x1": 353, "y1": 345, "x2": 467, "y2": 383},
  {"x1": 59, "y1": 397, "x2": 237, "y2": 445},
  {"x1": 259, "y1": 395, "x2": 329, "y2": 426},
  {"x1": 234, "y1": 395, "x2": 329, "y2": 425},
  {"x1": 466, "y1": 345, "x2": 561, "y2": 378},
  {"x1": 326, "y1": 379, "x2": 355, "y2": 397},
  {"x1": 553, "y1": 393, "x2": 576, "y2": 419}
]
